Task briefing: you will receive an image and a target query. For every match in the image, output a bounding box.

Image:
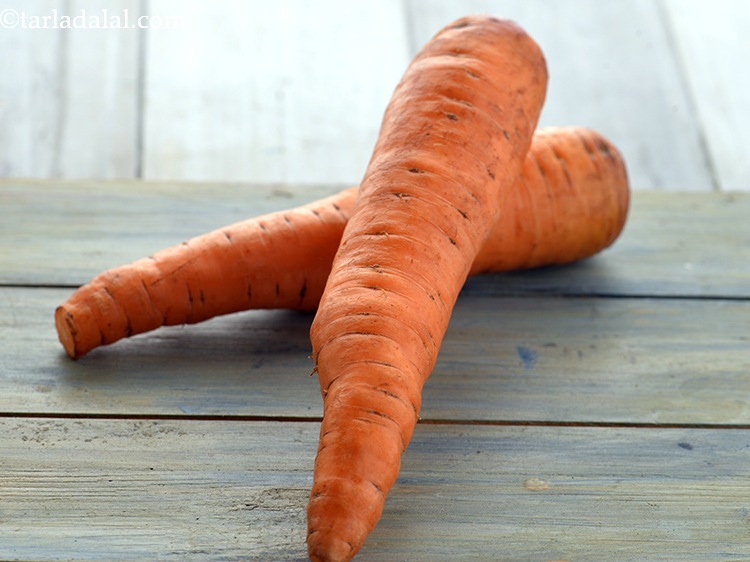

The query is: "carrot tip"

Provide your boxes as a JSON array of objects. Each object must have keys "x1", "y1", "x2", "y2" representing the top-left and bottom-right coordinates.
[
  {"x1": 54, "y1": 306, "x2": 79, "y2": 360},
  {"x1": 307, "y1": 531, "x2": 357, "y2": 562}
]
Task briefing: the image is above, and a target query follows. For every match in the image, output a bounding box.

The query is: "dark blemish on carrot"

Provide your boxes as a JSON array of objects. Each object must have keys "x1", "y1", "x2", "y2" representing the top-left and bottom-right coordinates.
[
  {"x1": 199, "y1": 290, "x2": 206, "y2": 304},
  {"x1": 502, "y1": 130, "x2": 511, "y2": 141},
  {"x1": 597, "y1": 140, "x2": 614, "y2": 159},
  {"x1": 516, "y1": 345, "x2": 538, "y2": 369},
  {"x1": 299, "y1": 280, "x2": 307, "y2": 301},
  {"x1": 445, "y1": 112, "x2": 459, "y2": 121},
  {"x1": 407, "y1": 167, "x2": 424, "y2": 174},
  {"x1": 223, "y1": 230, "x2": 233, "y2": 242},
  {"x1": 580, "y1": 135, "x2": 596, "y2": 156},
  {"x1": 466, "y1": 69, "x2": 480, "y2": 79},
  {"x1": 486, "y1": 167, "x2": 496, "y2": 180}
]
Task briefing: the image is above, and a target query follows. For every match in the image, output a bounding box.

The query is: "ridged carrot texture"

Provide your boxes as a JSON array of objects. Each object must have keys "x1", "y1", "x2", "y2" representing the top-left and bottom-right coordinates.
[
  {"x1": 54, "y1": 126, "x2": 628, "y2": 360},
  {"x1": 307, "y1": 15, "x2": 548, "y2": 562},
  {"x1": 469, "y1": 125, "x2": 629, "y2": 274},
  {"x1": 54, "y1": 188, "x2": 356, "y2": 359}
]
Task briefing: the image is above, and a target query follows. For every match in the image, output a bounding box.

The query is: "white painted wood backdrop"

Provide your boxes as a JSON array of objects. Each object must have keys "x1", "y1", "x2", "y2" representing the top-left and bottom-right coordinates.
[{"x1": 0, "y1": 0, "x2": 747, "y2": 190}]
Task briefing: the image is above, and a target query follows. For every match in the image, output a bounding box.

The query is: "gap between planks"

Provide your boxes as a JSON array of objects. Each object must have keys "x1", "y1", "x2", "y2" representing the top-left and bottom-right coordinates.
[
  {"x1": 5, "y1": 282, "x2": 750, "y2": 303},
  {"x1": 2, "y1": 411, "x2": 750, "y2": 431}
]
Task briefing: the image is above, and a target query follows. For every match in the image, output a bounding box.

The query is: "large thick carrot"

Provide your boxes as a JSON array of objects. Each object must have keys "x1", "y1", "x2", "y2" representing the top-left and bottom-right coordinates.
[
  {"x1": 307, "y1": 15, "x2": 549, "y2": 562},
  {"x1": 54, "y1": 126, "x2": 628, "y2": 360}
]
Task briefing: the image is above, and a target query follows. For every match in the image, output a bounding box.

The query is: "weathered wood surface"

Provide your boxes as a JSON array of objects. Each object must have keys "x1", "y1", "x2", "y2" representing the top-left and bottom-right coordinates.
[
  {"x1": 2, "y1": 419, "x2": 750, "y2": 561},
  {"x1": 0, "y1": 0, "x2": 141, "y2": 179},
  {"x1": 3, "y1": 287, "x2": 749, "y2": 426},
  {"x1": 2, "y1": 1, "x2": 749, "y2": 190},
  {"x1": 0, "y1": 180, "x2": 344, "y2": 286},
  {"x1": 664, "y1": 0, "x2": 750, "y2": 191},
  {"x1": 2, "y1": 182, "x2": 749, "y2": 296},
  {"x1": 2, "y1": 182, "x2": 748, "y2": 561},
  {"x1": 143, "y1": 0, "x2": 408, "y2": 184}
]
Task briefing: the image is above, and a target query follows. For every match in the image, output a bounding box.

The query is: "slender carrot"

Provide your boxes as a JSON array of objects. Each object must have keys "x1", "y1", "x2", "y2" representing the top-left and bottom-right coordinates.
[
  {"x1": 307, "y1": 15, "x2": 548, "y2": 562},
  {"x1": 54, "y1": 126, "x2": 628, "y2": 360}
]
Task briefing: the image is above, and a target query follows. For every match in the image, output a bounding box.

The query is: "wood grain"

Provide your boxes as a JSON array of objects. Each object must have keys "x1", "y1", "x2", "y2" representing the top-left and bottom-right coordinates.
[
  {"x1": 663, "y1": 0, "x2": 750, "y2": 191},
  {"x1": 2, "y1": 182, "x2": 748, "y2": 296},
  {"x1": 5, "y1": 287, "x2": 749, "y2": 425},
  {"x1": 2, "y1": 179, "x2": 748, "y2": 560},
  {"x1": 407, "y1": 0, "x2": 715, "y2": 190},
  {"x1": 0, "y1": 0, "x2": 63, "y2": 177},
  {"x1": 0, "y1": 180, "x2": 343, "y2": 286},
  {"x1": 463, "y1": 190, "x2": 750, "y2": 298},
  {"x1": 2, "y1": 419, "x2": 750, "y2": 560},
  {"x1": 0, "y1": 0, "x2": 141, "y2": 179},
  {"x1": 142, "y1": 0, "x2": 408, "y2": 184}
]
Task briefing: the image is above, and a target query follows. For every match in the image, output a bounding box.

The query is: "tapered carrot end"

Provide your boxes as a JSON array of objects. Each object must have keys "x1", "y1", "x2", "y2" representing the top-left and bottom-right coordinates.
[
  {"x1": 54, "y1": 305, "x2": 81, "y2": 359},
  {"x1": 307, "y1": 477, "x2": 383, "y2": 562},
  {"x1": 307, "y1": 530, "x2": 358, "y2": 562}
]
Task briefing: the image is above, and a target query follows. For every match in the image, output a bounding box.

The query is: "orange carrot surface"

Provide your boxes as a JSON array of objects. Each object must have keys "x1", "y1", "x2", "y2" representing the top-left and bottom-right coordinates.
[
  {"x1": 54, "y1": 126, "x2": 628, "y2": 360},
  {"x1": 307, "y1": 15, "x2": 549, "y2": 561}
]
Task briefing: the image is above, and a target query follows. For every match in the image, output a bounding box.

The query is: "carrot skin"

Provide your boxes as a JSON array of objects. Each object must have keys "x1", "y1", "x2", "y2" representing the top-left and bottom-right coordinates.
[
  {"x1": 469, "y1": 126, "x2": 629, "y2": 274},
  {"x1": 54, "y1": 188, "x2": 356, "y2": 359},
  {"x1": 54, "y1": 126, "x2": 628, "y2": 360},
  {"x1": 308, "y1": 15, "x2": 548, "y2": 561}
]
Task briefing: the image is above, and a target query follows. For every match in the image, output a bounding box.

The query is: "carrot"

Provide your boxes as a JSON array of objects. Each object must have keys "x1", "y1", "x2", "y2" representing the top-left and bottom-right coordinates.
[
  {"x1": 54, "y1": 126, "x2": 628, "y2": 360},
  {"x1": 470, "y1": 125, "x2": 629, "y2": 274},
  {"x1": 307, "y1": 15, "x2": 548, "y2": 562}
]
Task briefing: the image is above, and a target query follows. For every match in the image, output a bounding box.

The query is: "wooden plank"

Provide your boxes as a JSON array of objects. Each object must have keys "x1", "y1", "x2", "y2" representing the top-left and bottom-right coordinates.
[
  {"x1": 56, "y1": 0, "x2": 142, "y2": 179},
  {"x1": 2, "y1": 419, "x2": 750, "y2": 560},
  {"x1": 0, "y1": 180, "x2": 343, "y2": 286},
  {"x1": 2, "y1": 182, "x2": 748, "y2": 297},
  {"x1": 0, "y1": 0, "x2": 141, "y2": 179},
  {"x1": 142, "y1": 0, "x2": 409, "y2": 184},
  {"x1": 0, "y1": 418, "x2": 315, "y2": 561},
  {"x1": 662, "y1": 0, "x2": 750, "y2": 191},
  {"x1": 2, "y1": 287, "x2": 322, "y2": 418},
  {"x1": 407, "y1": 0, "x2": 714, "y2": 190},
  {"x1": 4, "y1": 287, "x2": 749, "y2": 425},
  {"x1": 374, "y1": 424, "x2": 750, "y2": 560},
  {"x1": 464, "y1": 190, "x2": 750, "y2": 299},
  {"x1": 0, "y1": 0, "x2": 62, "y2": 177}
]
